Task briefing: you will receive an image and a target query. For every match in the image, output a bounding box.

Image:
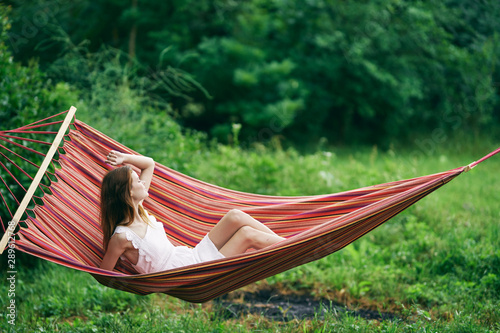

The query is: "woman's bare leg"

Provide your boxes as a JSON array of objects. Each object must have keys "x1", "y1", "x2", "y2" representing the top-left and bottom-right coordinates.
[
  {"x1": 208, "y1": 209, "x2": 284, "y2": 250},
  {"x1": 218, "y1": 226, "x2": 285, "y2": 257}
]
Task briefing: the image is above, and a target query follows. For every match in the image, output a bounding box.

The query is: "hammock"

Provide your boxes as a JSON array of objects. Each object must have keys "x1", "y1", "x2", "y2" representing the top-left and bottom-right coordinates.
[{"x1": 0, "y1": 108, "x2": 499, "y2": 303}]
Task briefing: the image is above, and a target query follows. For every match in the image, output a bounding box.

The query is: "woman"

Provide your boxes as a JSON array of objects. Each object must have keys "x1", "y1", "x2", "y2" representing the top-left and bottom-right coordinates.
[{"x1": 100, "y1": 150, "x2": 285, "y2": 274}]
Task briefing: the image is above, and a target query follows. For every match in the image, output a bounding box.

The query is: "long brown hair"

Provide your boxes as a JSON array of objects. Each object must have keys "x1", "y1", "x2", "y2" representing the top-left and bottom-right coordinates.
[{"x1": 100, "y1": 166, "x2": 149, "y2": 251}]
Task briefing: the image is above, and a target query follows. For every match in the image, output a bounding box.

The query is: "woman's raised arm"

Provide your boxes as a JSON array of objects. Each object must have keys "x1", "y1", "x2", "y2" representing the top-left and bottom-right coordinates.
[{"x1": 105, "y1": 151, "x2": 155, "y2": 191}]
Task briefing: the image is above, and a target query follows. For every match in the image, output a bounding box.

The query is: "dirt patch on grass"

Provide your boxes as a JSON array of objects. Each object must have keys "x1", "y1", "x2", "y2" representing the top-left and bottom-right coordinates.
[{"x1": 211, "y1": 284, "x2": 398, "y2": 322}]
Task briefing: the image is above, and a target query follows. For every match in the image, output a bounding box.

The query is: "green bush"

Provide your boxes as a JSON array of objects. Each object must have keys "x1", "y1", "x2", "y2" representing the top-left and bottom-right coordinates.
[
  {"x1": 0, "y1": 6, "x2": 69, "y2": 128},
  {"x1": 6, "y1": 1, "x2": 500, "y2": 146}
]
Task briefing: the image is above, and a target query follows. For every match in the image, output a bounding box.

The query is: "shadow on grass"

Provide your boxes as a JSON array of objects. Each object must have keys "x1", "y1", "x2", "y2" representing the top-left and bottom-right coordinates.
[{"x1": 211, "y1": 285, "x2": 397, "y2": 322}]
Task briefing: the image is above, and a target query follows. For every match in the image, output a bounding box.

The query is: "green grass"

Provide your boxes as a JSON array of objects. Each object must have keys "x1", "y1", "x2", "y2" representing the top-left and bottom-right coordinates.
[{"x1": 1, "y1": 138, "x2": 499, "y2": 332}]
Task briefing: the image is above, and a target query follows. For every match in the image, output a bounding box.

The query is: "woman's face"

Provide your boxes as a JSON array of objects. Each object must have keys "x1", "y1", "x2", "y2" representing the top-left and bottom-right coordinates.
[{"x1": 130, "y1": 171, "x2": 148, "y2": 202}]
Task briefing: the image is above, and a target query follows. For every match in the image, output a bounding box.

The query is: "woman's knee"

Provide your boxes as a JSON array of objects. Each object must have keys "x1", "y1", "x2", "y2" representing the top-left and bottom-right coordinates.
[
  {"x1": 235, "y1": 225, "x2": 257, "y2": 247},
  {"x1": 225, "y1": 209, "x2": 246, "y2": 225}
]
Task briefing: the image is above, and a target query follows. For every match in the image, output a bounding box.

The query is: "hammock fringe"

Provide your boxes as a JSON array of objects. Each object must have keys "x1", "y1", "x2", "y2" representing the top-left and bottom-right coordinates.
[{"x1": 0, "y1": 107, "x2": 77, "y2": 253}]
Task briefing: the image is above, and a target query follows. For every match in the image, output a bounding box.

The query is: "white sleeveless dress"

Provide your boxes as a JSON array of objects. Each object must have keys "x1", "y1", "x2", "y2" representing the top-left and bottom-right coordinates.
[{"x1": 113, "y1": 214, "x2": 225, "y2": 274}]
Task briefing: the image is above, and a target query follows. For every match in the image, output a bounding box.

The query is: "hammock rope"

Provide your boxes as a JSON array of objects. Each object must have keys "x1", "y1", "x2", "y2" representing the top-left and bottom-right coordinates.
[{"x1": 0, "y1": 109, "x2": 499, "y2": 303}]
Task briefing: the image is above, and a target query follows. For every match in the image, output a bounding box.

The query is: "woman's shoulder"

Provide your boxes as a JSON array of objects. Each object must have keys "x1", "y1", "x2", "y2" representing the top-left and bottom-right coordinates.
[
  {"x1": 113, "y1": 222, "x2": 130, "y2": 234},
  {"x1": 144, "y1": 210, "x2": 161, "y2": 224},
  {"x1": 109, "y1": 231, "x2": 133, "y2": 250},
  {"x1": 146, "y1": 213, "x2": 157, "y2": 222}
]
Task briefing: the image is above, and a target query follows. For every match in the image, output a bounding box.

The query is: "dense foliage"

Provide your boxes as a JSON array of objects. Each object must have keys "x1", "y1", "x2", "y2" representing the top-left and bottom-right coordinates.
[{"x1": 3, "y1": 0, "x2": 500, "y2": 146}]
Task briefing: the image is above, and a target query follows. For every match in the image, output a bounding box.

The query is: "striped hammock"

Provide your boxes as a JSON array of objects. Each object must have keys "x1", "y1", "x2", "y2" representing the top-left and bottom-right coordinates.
[{"x1": 0, "y1": 109, "x2": 498, "y2": 303}]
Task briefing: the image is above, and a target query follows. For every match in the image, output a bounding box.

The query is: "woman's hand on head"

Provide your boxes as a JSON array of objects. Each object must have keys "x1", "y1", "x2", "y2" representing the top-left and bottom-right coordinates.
[
  {"x1": 104, "y1": 151, "x2": 154, "y2": 190},
  {"x1": 106, "y1": 150, "x2": 125, "y2": 166}
]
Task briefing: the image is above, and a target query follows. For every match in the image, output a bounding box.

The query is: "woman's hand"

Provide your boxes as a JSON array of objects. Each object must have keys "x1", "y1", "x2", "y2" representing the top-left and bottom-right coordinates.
[
  {"x1": 105, "y1": 151, "x2": 155, "y2": 191},
  {"x1": 105, "y1": 150, "x2": 125, "y2": 166}
]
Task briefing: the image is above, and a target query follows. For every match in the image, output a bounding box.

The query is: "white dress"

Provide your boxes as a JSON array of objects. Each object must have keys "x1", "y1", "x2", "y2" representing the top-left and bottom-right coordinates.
[{"x1": 113, "y1": 214, "x2": 225, "y2": 274}]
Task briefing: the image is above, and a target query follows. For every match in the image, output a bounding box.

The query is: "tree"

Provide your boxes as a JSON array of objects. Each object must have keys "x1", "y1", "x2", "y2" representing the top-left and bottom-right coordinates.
[{"x1": 4, "y1": 0, "x2": 500, "y2": 146}]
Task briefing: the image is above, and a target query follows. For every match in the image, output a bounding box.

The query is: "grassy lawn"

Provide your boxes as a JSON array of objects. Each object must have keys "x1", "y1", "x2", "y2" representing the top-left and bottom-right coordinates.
[{"x1": 1, "y1": 138, "x2": 499, "y2": 332}]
